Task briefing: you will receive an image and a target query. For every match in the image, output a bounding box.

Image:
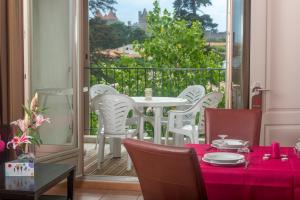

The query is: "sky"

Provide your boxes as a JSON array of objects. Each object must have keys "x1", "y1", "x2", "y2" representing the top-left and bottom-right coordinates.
[{"x1": 113, "y1": 0, "x2": 227, "y2": 32}]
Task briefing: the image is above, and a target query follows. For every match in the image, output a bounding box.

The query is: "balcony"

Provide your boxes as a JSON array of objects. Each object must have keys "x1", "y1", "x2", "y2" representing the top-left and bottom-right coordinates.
[{"x1": 84, "y1": 66, "x2": 226, "y2": 176}]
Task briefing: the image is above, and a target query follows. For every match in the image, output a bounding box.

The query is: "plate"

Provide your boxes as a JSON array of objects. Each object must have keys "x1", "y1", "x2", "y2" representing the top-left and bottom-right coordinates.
[
  {"x1": 212, "y1": 139, "x2": 247, "y2": 150},
  {"x1": 203, "y1": 152, "x2": 244, "y2": 163},
  {"x1": 202, "y1": 157, "x2": 245, "y2": 166}
]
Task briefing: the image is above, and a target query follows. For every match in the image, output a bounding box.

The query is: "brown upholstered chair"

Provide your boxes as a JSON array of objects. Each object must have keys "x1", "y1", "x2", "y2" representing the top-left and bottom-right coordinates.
[
  {"x1": 123, "y1": 139, "x2": 207, "y2": 200},
  {"x1": 205, "y1": 108, "x2": 262, "y2": 145}
]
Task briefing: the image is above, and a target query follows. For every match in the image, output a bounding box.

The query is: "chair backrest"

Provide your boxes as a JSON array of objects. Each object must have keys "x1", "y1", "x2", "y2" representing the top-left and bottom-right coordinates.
[
  {"x1": 98, "y1": 94, "x2": 134, "y2": 136},
  {"x1": 90, "y1": 84, "x2": 119, "y2": 111},
  {"x1": 205, "y1": 108, "x2": 262, "y2": 145},
  {"x1": 123, "y1": 139, "x2": 207, "y2": 200},
  {"x1": 197, "y1": 92, "x2": 223, "y2": 131},
  {"x1": 178, "y1": 85, "x2": 206, "y2": 104},
  {"x1": 174, "y1": 92, "x2": 222, "y2": 131},
  {"x1": 90, "y1": 84, "x2": 119, "y2": 99}
]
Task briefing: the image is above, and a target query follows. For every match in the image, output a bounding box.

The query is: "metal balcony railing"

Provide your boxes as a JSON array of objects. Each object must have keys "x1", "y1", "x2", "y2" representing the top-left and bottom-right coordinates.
[
  {"x1": 86, "y1": 66, "x2": 226, "y2": 135},
  {"x1": 88, "y1": 67, "x2": 226, "y2": 97}
]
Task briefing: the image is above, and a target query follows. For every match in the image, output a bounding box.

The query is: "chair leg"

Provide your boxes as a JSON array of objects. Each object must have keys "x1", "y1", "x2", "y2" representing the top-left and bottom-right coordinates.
[
  {"x1": 127, "y1": 154, "x2": 132, "y2": 171},
  {"x1": 109, "y1": 138, "x2": 114, "y2": 154},
  {"x1": 97, "y1": 134, "x2": 105, "y2": 169},
  {"x1": 165, "y1": 131, "x2": 169, "y2": 145},
  {"x1": 126, "y1": 135, "x2": 132, "y2": 171},
  {"x1": 95, "y1": 132, "x2": 99, "y2": 150}
]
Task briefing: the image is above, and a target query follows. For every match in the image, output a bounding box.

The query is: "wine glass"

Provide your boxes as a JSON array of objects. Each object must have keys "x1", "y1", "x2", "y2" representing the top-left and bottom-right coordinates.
[
  {"x1": 218, "y1": 134, "x2": 228, "y2": 145},
  {"x1": 237, "y1": 146, "x2": 250, "y2": 168}
]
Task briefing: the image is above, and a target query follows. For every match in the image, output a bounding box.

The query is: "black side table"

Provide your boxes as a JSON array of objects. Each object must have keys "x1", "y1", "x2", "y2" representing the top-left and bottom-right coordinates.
[{"x1": 0, "y1": 163, "x2": 75, "y2": 200}]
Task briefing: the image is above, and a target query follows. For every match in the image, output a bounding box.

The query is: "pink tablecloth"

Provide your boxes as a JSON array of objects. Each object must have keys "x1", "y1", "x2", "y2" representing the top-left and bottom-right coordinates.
[{"x1": 186, "y1": 144, "x2": 300, "y2": 200}]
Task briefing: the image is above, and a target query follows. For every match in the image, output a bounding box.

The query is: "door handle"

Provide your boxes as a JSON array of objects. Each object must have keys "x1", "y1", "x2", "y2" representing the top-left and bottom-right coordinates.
[
  {"x1": 252, "y1": 87, "x2": 270, "y2": 96},
  {"x1": 255, "y1": 88, "x2": 270, "y2": 91},
  {"x1": 250, "y1": 86, "x2": 270, "y2": 110}
]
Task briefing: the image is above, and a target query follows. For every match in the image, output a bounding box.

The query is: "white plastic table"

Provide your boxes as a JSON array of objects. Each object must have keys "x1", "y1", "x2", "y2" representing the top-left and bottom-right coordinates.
[{"x1": 131, "y1": 97, "x2": 188, "y2": 144}]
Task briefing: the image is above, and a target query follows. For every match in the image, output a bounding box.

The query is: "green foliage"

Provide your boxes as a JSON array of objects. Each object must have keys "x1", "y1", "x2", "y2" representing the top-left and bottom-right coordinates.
[
  {"x1": 173, "y1": 0, "x2": 218, "y2": 32},
  {"x1": 89, "y1": 0, "x2": 117, "y2": 16},
  {"x1": 89, "y1": 18, "x2": 147, "y2": 53},
  {"x1": 133, "y1": 0, "x2": 222, "y2": 69},
  {"x1": 88, "y1": 0, "x2": 225, "y2": 136}
]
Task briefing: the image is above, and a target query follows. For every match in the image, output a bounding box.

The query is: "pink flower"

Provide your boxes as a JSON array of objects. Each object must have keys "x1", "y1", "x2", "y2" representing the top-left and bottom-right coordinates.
[
  {"x1": 35, "y1": 114, "x2": 50, "y2": 127},
  {"x1": 7, "y1": 133, "x2": 32, "y2": 150},
  {"x1": 30, "y1": 93, "x2": 39, "y2": 111},
  {"x1": 10, "y1": 119, "x2": 28, "y2": 133}
]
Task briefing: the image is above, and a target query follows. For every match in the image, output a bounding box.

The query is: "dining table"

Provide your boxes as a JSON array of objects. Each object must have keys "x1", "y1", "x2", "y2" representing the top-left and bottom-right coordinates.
[
  {"x1": 186, "y1": 144, "x2": 300, "y2": 200},
  {"x1": 109, "y1": 96, "x2": 188, "y2": 158},
  {"x1": 131, "y1": 97, "x2": 188, "y2": 144}
]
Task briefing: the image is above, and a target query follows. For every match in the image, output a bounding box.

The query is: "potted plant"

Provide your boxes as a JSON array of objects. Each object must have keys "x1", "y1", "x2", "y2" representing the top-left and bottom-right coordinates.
[{"x1": 6, "y1": 93, "x2": 50, "y2": 160}]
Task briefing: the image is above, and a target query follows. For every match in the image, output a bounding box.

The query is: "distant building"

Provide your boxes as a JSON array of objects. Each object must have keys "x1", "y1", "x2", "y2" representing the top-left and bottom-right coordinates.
[
  {"x1": 98, "y1": 44, "x2": 140, "y2": 59},
  {"x1": 95, "y1": 10, "x2": 118, "y2": 24},
  {"x1": 138, "y1": 9, "x2": 147, "y2": 31},
  {"x1": 204, "y1": 31, "x2": 226, "y2": 42}
]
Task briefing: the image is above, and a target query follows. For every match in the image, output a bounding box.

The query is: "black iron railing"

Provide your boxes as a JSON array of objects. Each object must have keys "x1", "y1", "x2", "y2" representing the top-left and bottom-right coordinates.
[
  {"x1": 88, "y1": 67, "x2": 226, "y2": 97},
  {"x1": 86, "y1": 66, "x2": 226, "y2": 135}
]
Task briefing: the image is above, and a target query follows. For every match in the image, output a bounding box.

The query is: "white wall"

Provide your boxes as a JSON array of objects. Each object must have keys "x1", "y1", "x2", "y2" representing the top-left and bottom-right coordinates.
[{"x1": 250, "y1": 0, "x2": 300, "y2": 146}]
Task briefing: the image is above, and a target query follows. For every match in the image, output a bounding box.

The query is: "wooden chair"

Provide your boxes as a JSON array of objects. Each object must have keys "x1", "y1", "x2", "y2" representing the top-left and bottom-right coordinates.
[
  {"x1": 124, "y1": 139, "x2": 207, "y2": 200},
  {"x1": 205, "y1": 108, "x2": 262, "y2": 145}
]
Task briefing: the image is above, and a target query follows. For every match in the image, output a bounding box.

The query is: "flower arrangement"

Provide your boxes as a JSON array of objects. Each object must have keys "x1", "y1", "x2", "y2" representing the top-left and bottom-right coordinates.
[{"x1": 7, "y1": 93, "x2": 50, "y2": 155}]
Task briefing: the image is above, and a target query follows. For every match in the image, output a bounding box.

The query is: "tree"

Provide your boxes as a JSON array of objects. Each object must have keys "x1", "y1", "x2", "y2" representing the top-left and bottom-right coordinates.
[
  {"x1": 88, "y1": 1, "x2": 225, "y2": 135},
  {"x1": 173, "y1": 0, "x2": 218, "y2": 32},
  {"x1": 128, "y1": 28, "x2": 147, "y2": 43},
  {"x1": 89, "y1": 0, "x2": 117, "y2": 16},
  {"x1": 89, "y1": 18, "x2": 147, "y2": 52},
  {"x1": 133, "y1": 0, "x2": 222, "y2": 69}
]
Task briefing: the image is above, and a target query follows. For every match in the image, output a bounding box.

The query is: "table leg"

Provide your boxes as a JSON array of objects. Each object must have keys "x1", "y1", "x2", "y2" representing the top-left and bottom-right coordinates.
[
  {"x1": 139, "y1": 115, "x2": 144, "y2": 141},
  {"x1": 153, "y1": 107, "x2": 162, "y2": 144},
  {"x1": 67, "y1": 169, "x2": 75, "y2": 200}
]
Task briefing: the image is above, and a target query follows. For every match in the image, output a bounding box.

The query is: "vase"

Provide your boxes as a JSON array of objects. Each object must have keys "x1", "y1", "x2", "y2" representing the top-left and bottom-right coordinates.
[
  {"x1": 17, "y1": 152, "x2": 35, "y2": 163},
  {"x1": 15, "y1": 147, "x2": 35, "y2": 163}
]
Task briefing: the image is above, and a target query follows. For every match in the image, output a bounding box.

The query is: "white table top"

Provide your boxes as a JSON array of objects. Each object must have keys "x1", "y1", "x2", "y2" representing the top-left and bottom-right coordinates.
[{"x1": 131, "y1": 96, "x2": 188, "y2": 107}]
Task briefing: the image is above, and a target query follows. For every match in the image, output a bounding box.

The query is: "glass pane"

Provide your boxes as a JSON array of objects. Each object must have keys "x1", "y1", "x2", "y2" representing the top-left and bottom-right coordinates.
[
  {"x1": 232, "y1": 0, "x2": 246, "y2": 108},
  {"x1": 85, "y1": 0, "x2": 227, "y2": 177},
  {"x1": 31, "y1": 0, "x2": 74, "y2": 145}
]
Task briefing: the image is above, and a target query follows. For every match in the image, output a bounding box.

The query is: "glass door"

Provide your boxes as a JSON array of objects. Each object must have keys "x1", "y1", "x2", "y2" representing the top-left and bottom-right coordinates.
[
  {"x1": 24, "y1": 0, "x2": 80, "y2": 166},
  {"x1": 229, "y1": 0, "x2": 251, "y2": 108},
  {"x1": 84, "y1": 0, "x2": 227, "y2": 178}
]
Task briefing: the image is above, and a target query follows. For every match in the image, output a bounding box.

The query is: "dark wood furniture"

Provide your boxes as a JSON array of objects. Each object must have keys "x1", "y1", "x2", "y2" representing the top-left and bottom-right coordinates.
[
  {"x1": 124, "y1": 138, "x2": 208, "y2": 200},
  {"x1": 0, "y1": 163, "x2": 75, "y2": 200},
  {"x1": 205, "y1": 108, "x2": 262, "y2": 146}
]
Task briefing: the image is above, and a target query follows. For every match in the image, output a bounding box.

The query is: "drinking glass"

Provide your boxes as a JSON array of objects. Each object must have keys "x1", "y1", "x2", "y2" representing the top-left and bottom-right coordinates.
[
  {"x1": 237, "y1": 146, "x2": 250, "y2": 168},
  {"x1": 218, "y1": 134, "x2": 228, "y2": 145}
]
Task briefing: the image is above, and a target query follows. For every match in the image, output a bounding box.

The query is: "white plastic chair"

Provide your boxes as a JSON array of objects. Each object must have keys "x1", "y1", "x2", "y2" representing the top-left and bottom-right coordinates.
[
  {"x1": 167, "y1": 92, "x2": 223, "y2": 145},
  {"x1": 163, "y1": 85, "x2": 206, "y2": 144},
  {"x1": 97, "y1": 94, "x2": 140, "y2": 170},
  {"x1": 90, "y1": 84, "x2": 119, "y2": 110},
  {"x1": 178, "y1": 85, "x2": 206, "y2": 105},
  {"x1": 90, "y1": 84, "x2": 119, "y2": 150}
]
